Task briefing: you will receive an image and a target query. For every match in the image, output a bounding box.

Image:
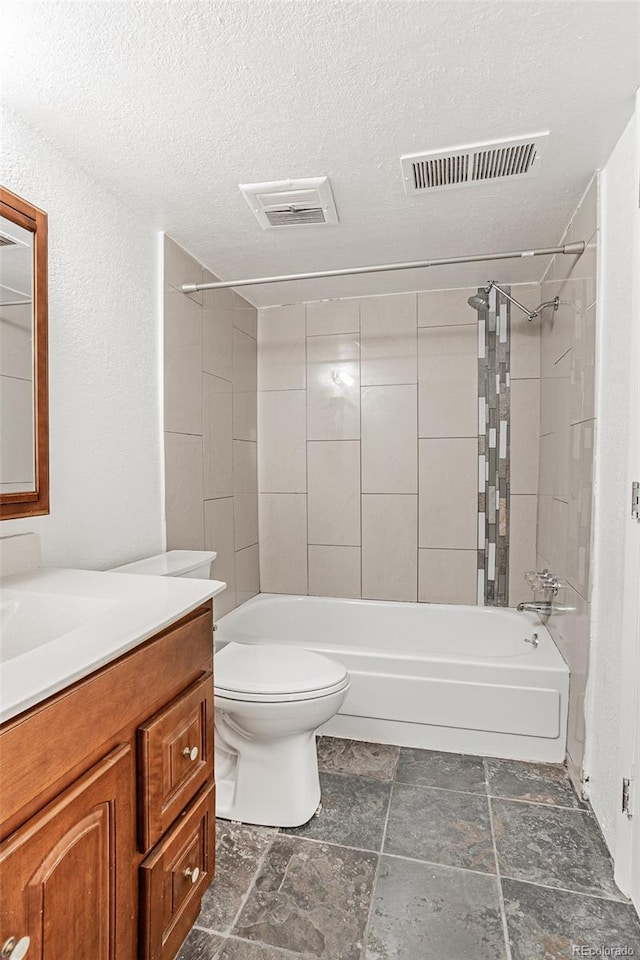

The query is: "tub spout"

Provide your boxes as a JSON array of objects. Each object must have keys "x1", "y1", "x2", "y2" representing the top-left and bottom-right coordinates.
[{"x1": 517, "y1": 600, "x2": 552, "y2": 616}]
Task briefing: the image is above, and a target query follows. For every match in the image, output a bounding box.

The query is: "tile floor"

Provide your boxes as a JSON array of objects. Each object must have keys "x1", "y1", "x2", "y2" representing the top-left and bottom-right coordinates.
[{"x1": 178, "y1": 737, "x2": 640, "y2": 960}]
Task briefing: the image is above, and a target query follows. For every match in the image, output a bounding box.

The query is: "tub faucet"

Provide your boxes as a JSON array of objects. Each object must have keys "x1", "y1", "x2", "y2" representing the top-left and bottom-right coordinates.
[{"x1": 517, "y1": 600, "x2": 552, "y2": 617}]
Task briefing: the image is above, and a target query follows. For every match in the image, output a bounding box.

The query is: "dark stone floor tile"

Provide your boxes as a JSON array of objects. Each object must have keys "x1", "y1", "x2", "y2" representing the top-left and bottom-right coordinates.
[
  {"x1": 177, "y1": 928, "x2": 225, "y2": 960},
  {"x1": 503, "y1": 878, "x2": 640, "y2": 960},
  {"x1": 486, "y1": 758, "x2": 582, "y2": 808},
  {"x1": 493, "y1": 799, "x2": 624, "y2": 900},
  {"x1": 317, "y1": 737, "x2": 399, "y2": 780},
  {"x1": 284, "y1": 771, "x2": 391, "y2": 851},
  {"x1": 197, "y1": 821, "x2": 276, "y2": 932},
  {"x1": 218, "y1": 937, "x2": 315, "y2": 959},
  {"x1": 395, "y1": 747, "x2": 486, "y2": 794},
  {"x1": 365, "y1": 855, "x2": 507, "y2": 960},
  {"x1": 232, "y1": 835, "x2": 377, "y2": 959},
  {"x1": 384, "y1": 782, "x2": 495, "y2": 873}
]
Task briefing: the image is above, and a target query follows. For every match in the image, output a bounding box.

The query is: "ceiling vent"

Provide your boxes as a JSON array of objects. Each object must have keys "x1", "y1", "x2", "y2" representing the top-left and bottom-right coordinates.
[
  {"x1": 400, "y1": 133, "x2": 549, "y2": 195},
  {"x1": 0, "y1": 234, "x2": 18, "y2": 247},
  {"x1": 239, "y1": 177, "x2": 339, "y2": 229}
]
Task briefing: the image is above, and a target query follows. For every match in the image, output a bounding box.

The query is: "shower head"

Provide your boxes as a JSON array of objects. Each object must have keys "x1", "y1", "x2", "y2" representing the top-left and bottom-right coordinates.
[
  {"x1": 467, "y1": 292, "x2": 489, "y2": 310},
  {"x1": 468, "y1": 280, "x2": 545, "y2": 321}
]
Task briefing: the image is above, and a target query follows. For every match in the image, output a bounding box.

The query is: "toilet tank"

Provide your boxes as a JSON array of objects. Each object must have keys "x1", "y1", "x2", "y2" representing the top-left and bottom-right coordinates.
[{"x1": 111, "y1": 550, "x2": 217, "y2": 579}]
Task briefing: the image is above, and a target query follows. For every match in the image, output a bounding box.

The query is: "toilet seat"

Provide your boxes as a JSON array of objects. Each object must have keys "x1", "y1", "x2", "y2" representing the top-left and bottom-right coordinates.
[{"x1": 215, "y1": 641, "x2": 349, "y2": 703}]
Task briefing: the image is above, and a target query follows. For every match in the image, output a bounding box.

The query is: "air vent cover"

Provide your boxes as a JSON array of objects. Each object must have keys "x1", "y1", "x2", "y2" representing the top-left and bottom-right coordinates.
[
  {"x1": 0, "y1": 234, "x2": 18, "y2": 247},
  {"x1": 240, "y1": 177, "x2": 338, "y2": 229},
  {"x1": 401, "y1": 133, "x2": 548, "y2": 195}
]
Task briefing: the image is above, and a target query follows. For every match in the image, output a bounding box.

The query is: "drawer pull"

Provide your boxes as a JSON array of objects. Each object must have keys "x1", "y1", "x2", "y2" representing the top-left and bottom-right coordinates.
[
  {"x1": 182, "y1": 746, "x2": 199, "y2": 762},
  {"x1": 184, "y1": 866, "x2": 200, "y2": 884},
  {"x1": 1, "y1": 938, "x2": 30, "y2": 959}
]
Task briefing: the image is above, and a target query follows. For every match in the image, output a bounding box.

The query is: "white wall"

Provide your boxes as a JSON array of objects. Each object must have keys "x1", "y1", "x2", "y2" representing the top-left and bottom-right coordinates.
[
  {"x1": 587, "y1": 105, "x2": 639, "y2": 851},
  {"x1": 0, "y1": 107, "x2": 164, "y2": 569}
]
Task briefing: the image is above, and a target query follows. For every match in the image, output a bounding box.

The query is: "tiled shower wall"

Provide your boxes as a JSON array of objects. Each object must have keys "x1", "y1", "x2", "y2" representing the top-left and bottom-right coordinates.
[
  {"x1": 163, "y1": 237, "x2": 259, "y2": 617},
  {"x1": 535, "y1": 179, "x2": 598, "y2": 773},
  {"x1": 257, "y1": 287, "x2": 541, "y2": 605}
]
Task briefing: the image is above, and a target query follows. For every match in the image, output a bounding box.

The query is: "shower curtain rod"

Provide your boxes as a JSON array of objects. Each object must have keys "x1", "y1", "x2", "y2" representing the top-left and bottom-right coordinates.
[{"x1": 181, "y1": 241, "x2": 585, "y2": 294}]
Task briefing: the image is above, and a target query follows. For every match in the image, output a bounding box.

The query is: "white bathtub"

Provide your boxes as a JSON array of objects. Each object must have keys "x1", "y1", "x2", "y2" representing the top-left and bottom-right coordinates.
[{"x1": 215, "y1": 594, "x2": 569, "y2": 763}]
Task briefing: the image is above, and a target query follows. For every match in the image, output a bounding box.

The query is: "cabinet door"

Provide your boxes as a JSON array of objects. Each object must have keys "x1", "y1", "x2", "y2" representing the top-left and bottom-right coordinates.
[{"x1": 0, "y1": 744, "x2": 134, "y2": 960}]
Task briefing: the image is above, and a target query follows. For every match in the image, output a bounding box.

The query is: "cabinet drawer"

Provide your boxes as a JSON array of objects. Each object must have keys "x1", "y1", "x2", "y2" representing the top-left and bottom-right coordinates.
[
  {"x1": 138, "y1": 673, "x2": 214, "y2": 852},
  {"x1": 139, "y1": 782, "x2": 215, "y2": 960}
]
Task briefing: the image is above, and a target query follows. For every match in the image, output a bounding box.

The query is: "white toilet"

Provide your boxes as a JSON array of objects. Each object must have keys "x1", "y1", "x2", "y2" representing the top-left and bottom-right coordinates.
[
  {"x1": 214, "y1": 640, "x2": 349, "y2": 827},
  {"x1": 111, "y1": 550, "x2": 350, "y2": 828}
]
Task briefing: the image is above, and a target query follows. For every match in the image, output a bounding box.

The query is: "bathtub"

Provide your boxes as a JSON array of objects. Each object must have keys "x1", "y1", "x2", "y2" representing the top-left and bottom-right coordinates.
[{"x1": 215, "y1": 594, "x2": 569, "y2": 763}]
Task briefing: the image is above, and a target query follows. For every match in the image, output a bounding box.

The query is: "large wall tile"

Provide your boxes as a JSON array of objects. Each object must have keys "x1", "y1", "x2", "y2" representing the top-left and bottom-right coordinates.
[
  {"x1": 418, "y1": 549, "x2": 477, "y2": 605},
  {"x1": 306, "y1": 299, "x2": 360, "y2": 336},
  {"x1": 510, "y1": 379, "x2": 540, "y2": 495},
  {"x1": 165, "y1": 432, "x2": 204, "y2": 549},
  {"x1": 419, "y1": 438, "x2": 477, "y2": 549},
  {"x1": 204, "y1": 496, "x2": 236, "y2": 615},
  {"x1": 203, "y1": 374, "x2": 233, "y2": 499},
  {"x1": 417, "y1": 287, "x2": 478, "y2": 327},
  {"x1": 360, "y1": 293, "x2": 417, "y2": 386},
  {"x1": 233, "y1": 390, "x2": 257, "y2": 441},
  {"x1": 235, "y1": 543, "x2": 260, "y2": 606},
  {"x1": 362, "y1": 384, "x2": 417, "y2": 493},
  {"x1": 510, "y1": 299, "x2": 541, "y2": 380},
  {"x1": 362, "y1": 494, "x2": 417, "y2": 601},
  {"x1": 307, "y1": 440, "x2": 360, "y2": 545},
  {"x1": 233, "y1": 439, "x2": 257, "y2": 493},
  {"x1": 233, "y1": 327, "x2": 257, "y2": 393},
  {"x1": 232, "y1": 294, "x2": 258, "y2": 339},
  {"x1": 551, "y1": 582, "x2": 590, "y2": 770},
  {"x1": 307, "y1": 332, "x2": 360, "y2": 440},
  {"x1": 203, "y1": 295, "x2": 233, "y2": 382},
  {"x1": 259, "y1": 494, "x2": 308, "y2": 594},
  {"x1": 308, "y1": 545, "x2": 361, "y2": 598},
  {"x1": 164, "y1": 235, "x2": 202, "y2": 303},
  {"x1": 258, "y1": 390, "x2": 307, "y2": 492},
  {"x1": 508, "y1": 495, "x2": 537, "y2": 607},
  {"x1": 164, "y1": 286, "x2": 202, "y2": 435},
  {"x1": 258, "y1": 304, "x2": 306, "y2": 390},
  {"x1": 571, "y1": 304, "x2": 596, "y2": 425},
  {"x1": 418, "y1": 324, "x2": 477, "y2": 438},
  {"x1": 234, "y1": 494, "x2": 258, "y2": 550},
  {"x1": 567, "y1": 419, "x2": 595, "y2": 599},
  {"x1": 233, "y1": 440, "x2": 258, "y2": 549}
]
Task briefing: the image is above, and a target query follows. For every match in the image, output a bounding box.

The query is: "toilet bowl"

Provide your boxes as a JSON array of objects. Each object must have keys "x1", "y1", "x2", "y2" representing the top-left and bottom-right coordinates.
[
  {"x1": 214, "y1": 641, "x2": 350, "y2": 827},
  {"x1": 109, "y1": 551, "x2": 350, "y2": 829}
]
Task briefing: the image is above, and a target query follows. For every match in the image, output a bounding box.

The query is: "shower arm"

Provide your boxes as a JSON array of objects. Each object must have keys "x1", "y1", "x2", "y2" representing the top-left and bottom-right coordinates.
[
  {"x1": 486, "y1": 281, "x2": 538, "y2": 321},
  {"x1": 180, "y1": 242, "x2": 585, "y2": 294}
]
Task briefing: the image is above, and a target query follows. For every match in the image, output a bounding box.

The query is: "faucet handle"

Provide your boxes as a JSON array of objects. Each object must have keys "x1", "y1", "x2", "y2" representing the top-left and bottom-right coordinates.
[
  {"x1": 524, "y1": 570, "x2": 538, "y2": 589},
  {"x1": 537, "y1": 571, "x2": 562, "y2": 595}
]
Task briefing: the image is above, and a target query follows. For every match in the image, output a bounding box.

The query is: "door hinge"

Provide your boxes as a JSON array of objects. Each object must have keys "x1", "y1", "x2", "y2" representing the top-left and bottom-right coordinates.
[
  {"x1": 622, "y1": 778, "x2": 632, "y2": 817},
  {"x1": 632, "y1": 481, "x2": 640, "y2": 520}
]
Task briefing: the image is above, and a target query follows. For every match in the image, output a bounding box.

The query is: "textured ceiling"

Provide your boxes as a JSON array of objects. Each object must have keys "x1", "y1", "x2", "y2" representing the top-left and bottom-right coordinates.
[{"x1": 2, "y1": 1, "x2": 639, "y2": 306}]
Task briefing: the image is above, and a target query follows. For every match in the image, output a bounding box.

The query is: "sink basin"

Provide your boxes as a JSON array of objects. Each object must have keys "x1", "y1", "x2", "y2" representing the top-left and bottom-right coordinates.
[{"x1": 0, "y1": 589, "x2": 116, "y2": 660}]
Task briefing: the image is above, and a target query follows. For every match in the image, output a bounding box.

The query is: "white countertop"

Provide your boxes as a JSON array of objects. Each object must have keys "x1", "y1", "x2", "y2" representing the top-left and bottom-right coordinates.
[{"x1": 0, "y1": 567, "x2": 225, "y2": 724}]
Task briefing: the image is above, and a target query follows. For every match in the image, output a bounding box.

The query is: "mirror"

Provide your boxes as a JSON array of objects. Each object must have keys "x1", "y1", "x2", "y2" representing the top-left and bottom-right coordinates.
[{"x1": 0, "y1": 187, "x2": 49, "y2": 519}]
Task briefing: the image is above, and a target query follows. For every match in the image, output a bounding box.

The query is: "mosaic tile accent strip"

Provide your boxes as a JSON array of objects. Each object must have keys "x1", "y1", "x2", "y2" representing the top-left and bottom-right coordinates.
[{"x1": 477, "y1": 286, "x2": 510, "y2": 606}]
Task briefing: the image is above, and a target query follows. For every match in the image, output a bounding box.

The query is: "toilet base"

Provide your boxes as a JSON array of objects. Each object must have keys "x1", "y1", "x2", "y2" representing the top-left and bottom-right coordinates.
[{"x1": 214, "y1": 728, "x2": 321, "y2": 828}]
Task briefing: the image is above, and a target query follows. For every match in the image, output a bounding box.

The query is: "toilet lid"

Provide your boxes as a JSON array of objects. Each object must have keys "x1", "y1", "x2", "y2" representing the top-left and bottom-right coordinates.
[{"x1": 214, "y1": 641, "x2": 348, "y2": 698}]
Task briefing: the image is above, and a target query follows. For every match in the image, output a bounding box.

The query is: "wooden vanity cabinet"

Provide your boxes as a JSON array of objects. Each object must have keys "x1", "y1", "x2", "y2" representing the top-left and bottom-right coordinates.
[{"x1": 0, "y1": 602, "x2": 215, "y2": 960}]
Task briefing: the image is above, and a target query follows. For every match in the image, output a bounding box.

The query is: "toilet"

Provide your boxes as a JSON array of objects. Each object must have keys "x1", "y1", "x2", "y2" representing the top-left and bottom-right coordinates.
[
  {"x1": 111, "y1": 550, "x2": 350, "y2": 828},
  {"x1": 214, "y1": 640, "x2": 349, "y2": 827}
]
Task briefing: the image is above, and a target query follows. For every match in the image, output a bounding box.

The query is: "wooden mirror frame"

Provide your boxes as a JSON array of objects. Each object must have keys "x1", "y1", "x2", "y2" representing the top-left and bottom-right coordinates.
[{"x1": 0, "y1": 187, "x2": 49, "y2": 519}]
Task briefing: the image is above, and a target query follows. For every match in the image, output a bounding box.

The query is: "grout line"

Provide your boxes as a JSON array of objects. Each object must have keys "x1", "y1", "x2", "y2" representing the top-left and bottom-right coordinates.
[
  {"x1": 358, "y1": 779, "x2": 394, "y2": 959},
  {"x1": 220, "y1": 828, "x2": 280, "y2": 936},
  {"x1": 497, "y1": 873, "x2": 630, "y2": 904},
  {"x1": 485, "y1": 761, "x2": 514, "y2": 960}
]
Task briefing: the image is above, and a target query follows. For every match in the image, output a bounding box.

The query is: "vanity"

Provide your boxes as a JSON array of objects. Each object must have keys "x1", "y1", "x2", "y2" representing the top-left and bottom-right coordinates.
[{"x1": 0, "y1": 561, "x2": 224, "y2": 960}]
